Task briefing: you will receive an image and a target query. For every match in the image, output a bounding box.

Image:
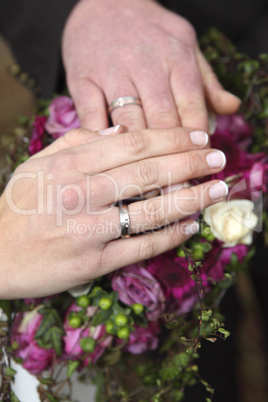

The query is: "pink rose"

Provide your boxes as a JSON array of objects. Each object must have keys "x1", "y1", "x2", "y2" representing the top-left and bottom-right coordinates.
[
  {"x1": 63, "y1": 303, "x2": 112, "y2": 365},
  {"x1": 125, "y1": 322, "x2": 160, "y2": 354},
  {"x1": 11, "y1": 307, "x2": 55, "y2": 374},
  {"x1": 112, "y1": 265, "x2": 165, "y2": 321},
  {"x1": 28, "y1": 115, "x2": 46, "y2": 155},
  {"x1": 45, "y1": 96, "x2": 80, "y2": 139}
]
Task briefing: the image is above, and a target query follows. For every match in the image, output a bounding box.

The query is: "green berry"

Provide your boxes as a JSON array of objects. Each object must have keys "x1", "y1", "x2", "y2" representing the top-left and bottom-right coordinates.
[
  {"x1": 80, "y1": 337, "x2": 96, "y2": 353},
  {"x1": 131, "y1": 303, "x2": 144, "y2": 315},
  {"x1": 117, "y1": 327, "x2": 130, "y2": 340},
  {"x1": 177, "y1": 248, "x2": 186, "y2": 257},
  {"x1": 105, "y1": 321, "x2": 115, "y2": 334},
  {"x1": 205, "y1": 233, "x2": 215, "y2": 242},
  {"x1": 91, "y1": 286, "x2": 102, "y2": 296},
  {"x1": 77, "y1": 295, "x2": 90, "y2": 308},
  {"x1": 68, "y1": 316, "x2": 82, "y2": 328},
  {"x1": 99, "y1": 297, "x2": 112, "y2": 310},
  {"x1": 115, "y1": 314, "x2": 128, "y2": 327},
  {"x1": 192, "y1": 248, "x2": 204, "y2": 261}
]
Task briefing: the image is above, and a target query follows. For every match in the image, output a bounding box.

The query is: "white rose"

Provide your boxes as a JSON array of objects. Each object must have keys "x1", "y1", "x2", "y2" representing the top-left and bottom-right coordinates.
[{"x1": 203, "y1": 199, "x2": 258, "y2": 247}]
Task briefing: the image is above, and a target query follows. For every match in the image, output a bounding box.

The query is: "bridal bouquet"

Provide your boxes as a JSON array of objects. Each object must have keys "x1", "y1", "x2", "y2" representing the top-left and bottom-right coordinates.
[{"x1": 1, "y1": 29, "x2": 268, "y2": 402}]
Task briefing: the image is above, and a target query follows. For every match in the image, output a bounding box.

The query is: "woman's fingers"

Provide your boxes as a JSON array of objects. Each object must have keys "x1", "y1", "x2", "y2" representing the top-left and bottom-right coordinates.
[
  {"x1": 91, "y1": 148, "x2": 226, "y2": 207},
  {"x1": 68, "y1": 127, "x2": 209, "y2": 174},
  {"x1": 101, "y1": 180, "x2": 228, "y2": 242},
  {"x1": 30, "y1": 125, "x2": 125, "y2": 159},
  {"x1": 97, "y1": 219, "x2": 199, "y2": 277}
]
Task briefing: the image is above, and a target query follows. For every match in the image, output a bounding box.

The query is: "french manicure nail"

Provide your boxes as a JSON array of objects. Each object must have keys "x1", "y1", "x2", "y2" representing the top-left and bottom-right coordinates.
[
  {"x1": 206, "y1": 150, "x2": 226, "y2": 169},
  {"x1": 190, "y1": 130, "x2": 209, "y2": 146},
  {"x1": 183, "y1": 221, "x2": 199, "y2": 236},
  {"x1": 98, "y1": 125, "x2": 121, "y2": 135},
  {"x1": 209, "y1": 181, "x2": 228, "y2": 200}
]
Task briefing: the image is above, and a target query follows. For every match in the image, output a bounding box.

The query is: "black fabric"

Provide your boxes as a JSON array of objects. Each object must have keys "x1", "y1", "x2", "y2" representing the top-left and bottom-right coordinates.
[
  {"x1": 159, "y1": 0, "x2": 268, "y2": 55},
  {"x1": 0, "y1": 0, "x2": 77, "y2": 98}
]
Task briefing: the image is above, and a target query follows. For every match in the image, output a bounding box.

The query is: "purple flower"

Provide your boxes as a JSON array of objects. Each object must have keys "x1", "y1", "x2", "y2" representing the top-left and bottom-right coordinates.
[
  {"x1": 28, "y1": 115, "x2": 46, "y2": 155},
  {"x1": 112, "y1": 265, "x2": 165, "y2": 321},
  {"x1": 125, "y1": 322, "x2": 160, "y2": 354},
  {"x1": 11, "y1": 307, "x2": 55, "y2": 374},
  {"x1": 45, "y1": 96, "x2": 80, "y2": 139}
]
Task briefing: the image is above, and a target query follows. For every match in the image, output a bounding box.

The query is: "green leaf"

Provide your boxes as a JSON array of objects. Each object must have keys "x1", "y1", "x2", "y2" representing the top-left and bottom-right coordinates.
[
  {"x1": 4, "y1": 366, "x2": 17, "y2": 377},
  {"x1": 34, "y1": 308, "x2": 61, "y2": 339},
  {"x1": 173, "y1": 352, "x2": 191, "y2": 368},
  {"x1": 67, "y1": 360, "x2": 80, "y2": 378},
  {"x1": 10, "y1": 390, "x2": 20, "y2": 402},
  {"x1": 45, "y1": 326, "x2": 64, "y2": 356},
  {"x1": 217, "y1": 328, "x2": 230, "y2": 338},
  {"x1": 91, "y1": 309, "x2": 111, "y2": 326},
  {"x1": 39, "y1": 377, "x2": 55, "y2": 385},
  {"x1": 160, "y1": 366, "x2": 180, "y2": 381},
  {"x1": 0, "y1": 300, "x2": 12, "y2": 321}
]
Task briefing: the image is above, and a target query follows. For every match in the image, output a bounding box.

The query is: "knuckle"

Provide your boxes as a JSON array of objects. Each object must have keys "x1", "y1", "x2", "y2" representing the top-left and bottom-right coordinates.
[
  {"x1": 133, "y1": 160, "x2": 159, "y2": 188},
  {"x1": 189, "y1": 186, "x2": 202, "y2": 212},
  {"x1": 123, "y1": 131, "x2": 149, "y2": 156},
  {"x1": 184, "y1": 153, "x2": 203, "y2": 178},
  {"x1": 167, "y1": 127, "x2": 183, "y2": 149},
  {"x1": 143, "y1": 199, "x2": 164, "y2": 227},
  {"x1": 139, "y1": 238, "x2": 158, "y2": 260}
]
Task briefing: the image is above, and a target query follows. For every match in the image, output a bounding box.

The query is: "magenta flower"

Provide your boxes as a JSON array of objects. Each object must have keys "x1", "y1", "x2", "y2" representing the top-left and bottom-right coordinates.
[
  {"x1": 45, "y1": 95, "x2": 80, "y2": 139},
  {"x1": 215, "y1": 114, "x2": 251, "y2": 145},
  {"x1": 28, "y1": 115, "x2": 46, "y2": 155},
  {"x1": 11, "y1": 308, "x2": 55, "y2": 374},
  {"x1": 125, "y1": 322, "x2": 160, "y2": 354},
  {"x1": 205, "y1": 243, "x2": 248, "y2": 281},
  {"x1": 63, "y1": 303, "x2": 112, "y2": 365},
  {"x1": 112, "y1": 265, "x2": 165, "y2": 321}
]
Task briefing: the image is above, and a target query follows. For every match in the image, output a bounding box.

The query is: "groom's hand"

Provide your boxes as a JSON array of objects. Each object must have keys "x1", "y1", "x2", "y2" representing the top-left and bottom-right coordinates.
[{"x1": 62, "y1": 0, "x2": 240, "y2": 132}]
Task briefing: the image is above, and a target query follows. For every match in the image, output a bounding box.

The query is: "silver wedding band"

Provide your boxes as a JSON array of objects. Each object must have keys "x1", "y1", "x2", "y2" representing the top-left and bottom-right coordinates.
[
  {"x1": 119, "y1": 203, "x2": 131, "y2": 239},
  {"x1": 108, "y1": 96, "x2": 142, "y2": 114}
]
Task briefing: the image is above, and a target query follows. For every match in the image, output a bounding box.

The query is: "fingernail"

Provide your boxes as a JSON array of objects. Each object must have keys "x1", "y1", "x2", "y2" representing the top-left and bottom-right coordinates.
[
  {"x1": 190, "y1": 130, "x2": 209, "y2": 146},
  {"x1": 98, "y1": 125, "x2": 121, "y2": 135},
  {"x1": 206, "y1": 150, "x2": 226, "y2": 169},
  {"x1": 209, "y1": 181, "x2": 228, "y2": 200},
  {"x1": 183, "y1": 221, "x2": 199, "y2": 236}
]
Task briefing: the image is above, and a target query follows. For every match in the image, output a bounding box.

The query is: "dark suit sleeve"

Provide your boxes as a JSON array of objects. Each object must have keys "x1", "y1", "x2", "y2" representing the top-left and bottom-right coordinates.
[{"x1": 0, "y1": 0, "x2": 78, "y2": 98}]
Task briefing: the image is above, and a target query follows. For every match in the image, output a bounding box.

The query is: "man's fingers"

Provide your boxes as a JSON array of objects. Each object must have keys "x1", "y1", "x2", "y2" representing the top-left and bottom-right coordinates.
[
  {"x1": 196, "y1": 50, "x2": 241, "y2": 114},
  {"x1": 136, "y1": 76, "x2": 181, "y2": 128},
  {"x1": 171, "y1": 52, "x2": 209, "y2": 131},
  {"x1": 68, "y1": 77, "x2": 109, "y2": 131},
  {"x1": 106, "y1": 78, "x2": 147, "y2": 131}
]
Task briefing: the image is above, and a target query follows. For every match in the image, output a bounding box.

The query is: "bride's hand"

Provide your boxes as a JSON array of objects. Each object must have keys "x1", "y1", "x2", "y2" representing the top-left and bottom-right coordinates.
[
  {"x1": 0, "y1": 126, "x2": 227, "y2": 299},
  {"x1": 62, "y1": 0, "x2": 240, "y2": 132}
]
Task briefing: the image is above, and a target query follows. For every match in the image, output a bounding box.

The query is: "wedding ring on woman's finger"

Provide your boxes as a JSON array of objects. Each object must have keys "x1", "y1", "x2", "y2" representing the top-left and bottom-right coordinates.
[
  {"x1": 119, "y1": 202, "x2": 131, "y2": 239},
  {"x1": 108, "y1": 96, "x2": 142, "y2": 114}
]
